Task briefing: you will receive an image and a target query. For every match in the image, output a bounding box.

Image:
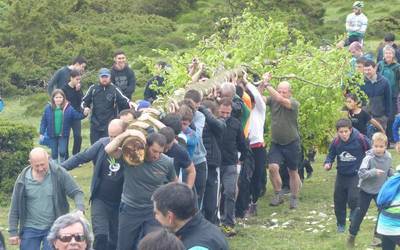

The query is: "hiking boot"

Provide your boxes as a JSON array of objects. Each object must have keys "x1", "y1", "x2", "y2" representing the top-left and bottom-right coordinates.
[
  {"x1": 370, "y1": 237, "x2": 382, "y2": 247},
  {"x1": 281, "y1": 187, "x2": 291, "y2": 195},
  {"x1": 270, "y1": 193, "x2": 284, "y2": 206},
  {"x1": 289, "y1": 196, "x2": 298, "y2": 209},
  {"x1": 245, "y1": 203, "x2": 257, "y2": 217},
  {"x1": 337, "y1": 224, "x2": 346, "y2": 233},
  {"x1": 220, "y1": 225, "x2": 237, "y2": 237},
  {"x1": 347, "y1": 234, "x2": 355, "y2": 248}
]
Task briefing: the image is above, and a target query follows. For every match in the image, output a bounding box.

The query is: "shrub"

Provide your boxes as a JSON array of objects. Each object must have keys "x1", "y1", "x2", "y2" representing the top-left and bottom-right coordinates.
[{"x1": 0, "y1": 120, "x2": 35, "y2": 204}]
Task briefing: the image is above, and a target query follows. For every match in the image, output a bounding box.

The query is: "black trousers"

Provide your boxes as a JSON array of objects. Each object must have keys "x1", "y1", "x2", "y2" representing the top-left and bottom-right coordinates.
[
  {"x1": 202, "y1": 164, "x2": 219, "y2": 224},
  {"x1": 91, "y1": 198, "x2": 119, "y2": 250},
  {"x1": 382, "y1": 235, "x2": 400, "y2": 250},
  {"x1": 250, "y1": 146, "x2": 267, "y2": 203},
  {"x1": 90, "y1": 126, "x2": 108, "y2": 145},
  {"x1": 349, "y1": 190, "x2": 377, "y2": 236},
  {"x1": 194, "y1": 161, "x2": 208, "y2": 209},
  {"x1": 334, "y1": 174, "x2": 359, "y2": 226}
]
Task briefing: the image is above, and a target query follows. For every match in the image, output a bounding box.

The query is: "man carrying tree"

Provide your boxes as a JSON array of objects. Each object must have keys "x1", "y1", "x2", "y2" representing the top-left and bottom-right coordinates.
[
  {"x1": 62, "y1": 119, "x2": 128, "y2": 250},
  {"x1": 264, "y1": 73, "x2": 302, "y2": 209},
  {"x1": 47, "y1": 56, "x2": 87, "y2": 95},
  {"x1": 105, "y1": 132, "x2": 177, "y2": 250}
]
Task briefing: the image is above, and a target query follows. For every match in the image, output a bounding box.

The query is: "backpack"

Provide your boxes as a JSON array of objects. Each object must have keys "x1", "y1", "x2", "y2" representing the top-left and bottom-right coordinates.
[
  {"x1": 377, "y1": 174, "x2": 400, "y2": 209},
  {"x1": 333, "y1": 131, "x2": 369, "y2": 151},
  {"x1": 378, "y1": 62, "x2": 400, "y2": 94}
]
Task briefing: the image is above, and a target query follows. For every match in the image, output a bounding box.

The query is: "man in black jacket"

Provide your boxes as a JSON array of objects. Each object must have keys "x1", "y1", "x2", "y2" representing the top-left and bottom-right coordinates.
[
  {"x1": 143, "y1": 61, "x2": 166, "y2": 103},
  {"x1": 152, "y1": 182, "x2": 228, "y2": 250},
  {"x1": 199, "y1": 100, "x2": 226, "y2": 224},
  {"x1": 82, "y1": 68, "x2": 133, "y2": 144},
  {"x1": 218, "y1": 97, "x2": 248, "y2": 236},
  {"x1": 111, "y1": 50, "x2": 136, "y2": 99},
  {"x1": 62, "y1": 119, "x2": 127, "y2": 250},
  {"x1": 47, "y1": 56, "x2": 87, "y2": 95}
]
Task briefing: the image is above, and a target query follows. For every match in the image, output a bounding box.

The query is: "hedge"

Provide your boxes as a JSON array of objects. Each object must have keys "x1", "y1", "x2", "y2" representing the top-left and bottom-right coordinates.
[{"x1": 0, "y1": 120, "x2": 34, "y2": 205}]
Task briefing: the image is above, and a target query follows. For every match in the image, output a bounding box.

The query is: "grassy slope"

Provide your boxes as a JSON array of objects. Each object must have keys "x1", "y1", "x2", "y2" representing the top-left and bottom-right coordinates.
[
  {"x1": 322, "y1": 0, "x2": 398, "y2": 52},
  {"x1": 1, "y1": 93, "x2": 398, "y2": 250}
]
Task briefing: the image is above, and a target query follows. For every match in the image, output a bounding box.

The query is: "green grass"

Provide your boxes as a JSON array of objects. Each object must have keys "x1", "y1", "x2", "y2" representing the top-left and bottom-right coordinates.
[{"x1": 1, "y1": 93, "x2": 398, "y2": 249}]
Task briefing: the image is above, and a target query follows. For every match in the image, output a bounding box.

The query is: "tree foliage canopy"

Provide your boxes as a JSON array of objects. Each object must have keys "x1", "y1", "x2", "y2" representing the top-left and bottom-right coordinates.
[{"x1": 152, "y1": 11, "x2": 352, "y2": 149}]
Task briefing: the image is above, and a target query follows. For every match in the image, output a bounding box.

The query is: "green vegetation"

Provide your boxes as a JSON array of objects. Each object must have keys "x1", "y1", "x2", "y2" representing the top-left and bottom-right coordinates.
[
  {"x1": 0, "y1": 120, "x2": 34, "y2": 205},
  {"x1": 1, "y1": 0, "x2": 398, "y2": 96}
]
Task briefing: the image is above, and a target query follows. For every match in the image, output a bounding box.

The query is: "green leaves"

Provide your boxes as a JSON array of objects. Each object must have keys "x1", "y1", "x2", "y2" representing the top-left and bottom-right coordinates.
[{"x1": 149, "y1": 10, "x2": 352, "y2": 149}]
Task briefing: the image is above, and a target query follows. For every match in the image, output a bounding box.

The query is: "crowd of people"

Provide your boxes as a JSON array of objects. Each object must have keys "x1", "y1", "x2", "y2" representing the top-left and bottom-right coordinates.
[{"x1": 3, "y1": 1, "x2": 400, "y2": 250}]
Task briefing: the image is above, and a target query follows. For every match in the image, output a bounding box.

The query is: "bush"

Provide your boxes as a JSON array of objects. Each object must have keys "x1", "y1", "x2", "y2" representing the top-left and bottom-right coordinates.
[
  {"x1": 0, "y1": 120, "x2": 35, "y2": 205},
  {"x1": 368, "y1": 16, "x2": 400, "y2": 38}
]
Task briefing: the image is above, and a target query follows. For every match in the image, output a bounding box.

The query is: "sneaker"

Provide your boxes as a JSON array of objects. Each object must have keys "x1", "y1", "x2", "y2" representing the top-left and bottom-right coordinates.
[
  {"x1": 370, "y1": 237, "x2": 382, "y2": 247},
  {"x1": 337, "y1": 224, "x2": 345, "y2": 233},
  {"x1": 306, "y1": 172, "x2": 313, "y2": 179},
  {"x1": 270, "y1": 193, "x2": 284, "y2": 206},
  {"x1": 347, "y1": 234, "x2": 355, "y2": 248},
  {"x1": 220, "y1": 225, "x2": 237, "y2": 237},
  {"x1": 289, "y1": 196, "x2": 298, "y2": 209}
]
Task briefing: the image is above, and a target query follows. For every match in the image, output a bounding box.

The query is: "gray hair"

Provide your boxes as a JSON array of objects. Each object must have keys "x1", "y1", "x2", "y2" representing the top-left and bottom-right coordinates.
[
  {"x1": 220, "y1": 82, "x2": 236, "y2": 98},
  {"x1": 383, "y1": 45, "x2": 396, "y2": 59},
  {"x1": 47, "y1": 212, "x2": 93, "y2": 250}
]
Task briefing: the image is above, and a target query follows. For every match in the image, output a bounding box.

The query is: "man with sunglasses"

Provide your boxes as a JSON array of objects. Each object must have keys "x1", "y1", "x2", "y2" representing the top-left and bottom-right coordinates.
[
  {"x1": 8, "y1": 147, "x2": 85, "y2": 250},
  {"x1": 47, "y1": 212, "x2": 93, "y2": 250}
]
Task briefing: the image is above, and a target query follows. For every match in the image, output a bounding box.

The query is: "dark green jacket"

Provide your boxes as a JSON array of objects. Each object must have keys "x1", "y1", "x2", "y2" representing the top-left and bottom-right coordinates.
[{"x1": 8, "y1": 161, "x2": 84, "y2": 237}]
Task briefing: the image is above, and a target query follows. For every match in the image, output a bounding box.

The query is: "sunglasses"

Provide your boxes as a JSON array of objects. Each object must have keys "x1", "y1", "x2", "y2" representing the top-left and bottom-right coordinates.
[{"x1": 57, "y1": 234, "x2": 86, "y2": 243}]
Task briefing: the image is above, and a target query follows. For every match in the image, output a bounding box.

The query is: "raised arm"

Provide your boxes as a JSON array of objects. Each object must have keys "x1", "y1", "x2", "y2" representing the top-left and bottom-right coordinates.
[{"x1": 263, "y1": 73, "x2": 293, "y2": 109}]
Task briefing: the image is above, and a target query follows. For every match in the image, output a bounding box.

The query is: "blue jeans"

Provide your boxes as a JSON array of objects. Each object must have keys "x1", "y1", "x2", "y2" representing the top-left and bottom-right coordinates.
[
  {"x1": 20, "y1": 227, "x2": 52, "y2": 250},
  {"x1": 221, "y1": 165, "x2": 238, "y2": 227},
  {"x1": 49, "y1": 136, "x2": 69, "y2": 162}
]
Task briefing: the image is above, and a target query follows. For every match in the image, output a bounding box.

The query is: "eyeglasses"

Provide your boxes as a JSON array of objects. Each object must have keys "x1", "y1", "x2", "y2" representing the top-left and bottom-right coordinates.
[{"x1": 57, "y1": 234, "x2": 86, "y2": 242}]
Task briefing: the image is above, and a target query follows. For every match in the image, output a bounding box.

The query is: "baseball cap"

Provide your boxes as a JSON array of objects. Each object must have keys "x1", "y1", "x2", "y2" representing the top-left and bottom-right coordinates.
[{"x1": 99, "y1": 68, "x2": 111, "y2": 77}]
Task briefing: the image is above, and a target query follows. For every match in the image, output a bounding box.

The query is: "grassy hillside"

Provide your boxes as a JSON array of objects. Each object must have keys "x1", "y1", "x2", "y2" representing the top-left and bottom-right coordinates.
[{"x1": 322, "y1": 0, "x2": 400, "y2": 41}]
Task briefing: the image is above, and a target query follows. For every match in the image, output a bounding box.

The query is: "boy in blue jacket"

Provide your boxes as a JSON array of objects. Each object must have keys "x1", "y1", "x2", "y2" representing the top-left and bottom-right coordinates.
[{"x1": 324, "y1": 118, "x2": 370, "y2": 233}]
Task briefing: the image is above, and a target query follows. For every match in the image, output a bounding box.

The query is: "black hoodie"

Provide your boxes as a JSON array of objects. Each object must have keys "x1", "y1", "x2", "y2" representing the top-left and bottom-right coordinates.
[{"x1": 111, "y1": 64, "x2": 136, "y2": 98}]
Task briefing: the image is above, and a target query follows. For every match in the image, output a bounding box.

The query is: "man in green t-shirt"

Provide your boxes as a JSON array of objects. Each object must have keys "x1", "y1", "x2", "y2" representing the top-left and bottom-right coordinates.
[{"x1": 263, "y1": 73, "x2": 302, "y2": 209}]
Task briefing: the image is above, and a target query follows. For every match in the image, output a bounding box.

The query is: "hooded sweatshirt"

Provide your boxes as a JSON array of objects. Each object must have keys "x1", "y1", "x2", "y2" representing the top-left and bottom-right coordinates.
[
  {"x1": 324, "y1": 128, "x2": 370, "y2": 176},
  {"x1": 358, "y1": 149, "x2": 393, "y2": 194},
  {"x1": 111, "y1": 64, "x2": 136, "y2": 98}
]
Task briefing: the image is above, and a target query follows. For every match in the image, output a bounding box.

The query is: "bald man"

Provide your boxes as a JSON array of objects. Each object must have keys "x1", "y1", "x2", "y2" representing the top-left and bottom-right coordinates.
[
  {"x1": 62, "y1": 119, "x2": 128, "y2": 250},
  {"x1": 8, "y1": 147, "x2": 84, "y2": 250},
  {"x1": 263, "y1": 73, "x2": 302, "y2": 209}
]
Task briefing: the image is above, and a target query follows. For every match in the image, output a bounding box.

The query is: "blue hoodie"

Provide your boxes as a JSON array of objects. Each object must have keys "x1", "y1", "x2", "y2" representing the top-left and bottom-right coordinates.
[
  {"x1": 40, "y1": 103, "x2": 85, "y2": 138},
  {"x1": 324, "y1": 128, "x2": 371, "y2": 176}
]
